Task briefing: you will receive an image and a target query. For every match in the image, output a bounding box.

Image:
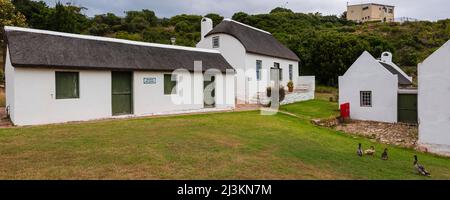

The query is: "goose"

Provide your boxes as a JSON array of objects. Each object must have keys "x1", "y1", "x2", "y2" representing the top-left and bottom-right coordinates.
[
  {"x1": 381, "y1": 148, "x2": 388, "y2": 160},
  {"x1": 364, "y1": 146, "x2": 376, "y2": 156},
  {"x1": 414, "y1": 155, "x2": 430, "y2": 176},
  {"x1": 357, "y1": 143, "x2": 363, "y2": 157}
]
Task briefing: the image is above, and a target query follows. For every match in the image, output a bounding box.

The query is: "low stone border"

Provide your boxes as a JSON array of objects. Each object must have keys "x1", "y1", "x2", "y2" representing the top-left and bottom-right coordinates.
[{"x1": 312, "y1": 118, "x2": 418, "y2": 148}]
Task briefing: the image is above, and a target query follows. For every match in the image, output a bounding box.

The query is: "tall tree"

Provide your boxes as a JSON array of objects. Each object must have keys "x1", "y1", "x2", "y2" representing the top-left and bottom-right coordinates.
[
  {"x1": 46, "y1": 2, "x2": 88, "y2": 33},
  {"x1": 12, "y1": 0, "x2": 49, "y2": 29},
  {"x1": 1, "y1": 0, "x2": 27, "y2": 82},
  {"x1": 270, "y1": 7, "x2": 293, "y2": 14},
  {"x1": 124, "y1": 9, "x2": 158, "y2": 32},
  {"x1": 1, "y1": 0, "x2": 27, "y2": 27},
  {"x1": 204, "y1": 13, "x2": 223, "y2": 26}
]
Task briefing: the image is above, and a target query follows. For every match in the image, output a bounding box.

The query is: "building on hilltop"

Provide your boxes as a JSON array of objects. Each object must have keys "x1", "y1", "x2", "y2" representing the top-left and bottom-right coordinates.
[{"x1": 347, "y1": 3, "x2": 395, "y2": 23}]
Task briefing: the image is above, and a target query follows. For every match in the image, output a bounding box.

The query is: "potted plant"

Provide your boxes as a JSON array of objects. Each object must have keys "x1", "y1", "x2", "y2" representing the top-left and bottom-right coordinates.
[{"x1": 287, "y1": 81, "x2": 294, "y2": 92}]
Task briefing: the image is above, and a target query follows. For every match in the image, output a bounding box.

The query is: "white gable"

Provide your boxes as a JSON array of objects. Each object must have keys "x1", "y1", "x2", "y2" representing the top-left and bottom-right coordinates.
[
  {"x1": 420, "y1": 40, "x2": 450, "y2": 73},
  {"x1": 343, "y1": 51, "x2": 393, "y2": 77},
  {"x1": 418, "y1": 40, "x2": 450, "y2": 156}
]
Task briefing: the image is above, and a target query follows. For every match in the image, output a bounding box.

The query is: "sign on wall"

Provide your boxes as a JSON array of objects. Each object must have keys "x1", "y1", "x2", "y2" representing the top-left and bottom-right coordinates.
[{"x1": 143, "y1": 77, "x2": 157, "y2": 85}]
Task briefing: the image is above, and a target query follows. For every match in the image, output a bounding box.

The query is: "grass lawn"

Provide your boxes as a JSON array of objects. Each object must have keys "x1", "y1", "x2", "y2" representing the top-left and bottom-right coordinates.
[{"x1": 0, "y1": 100, "x2": 450, "y2": 179}]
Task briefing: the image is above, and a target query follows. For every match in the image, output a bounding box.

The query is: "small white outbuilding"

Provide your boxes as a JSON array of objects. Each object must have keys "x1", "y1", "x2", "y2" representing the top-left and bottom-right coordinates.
[
  {"x1": 418, "y1": 40, "x2": 450, "y2": 156},
  {"x1": 339, "y1": 51, "x2": 415, "y2": 123}
]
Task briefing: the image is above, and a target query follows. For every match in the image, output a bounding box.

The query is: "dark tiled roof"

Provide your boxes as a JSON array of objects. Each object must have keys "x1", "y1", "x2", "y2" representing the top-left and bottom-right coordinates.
[
  {"x1": 5, "y1": 28, "x2": 234, "y2": 72},
  {"x1": 379, "y1": 62, "x2": 412, "y2": 85},
  {"x1": 205, "y1": 20, "x2": 300, "y2": 61}
]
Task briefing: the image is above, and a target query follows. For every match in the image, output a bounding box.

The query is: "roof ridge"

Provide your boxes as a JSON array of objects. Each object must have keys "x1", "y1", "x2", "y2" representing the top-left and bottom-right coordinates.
[
  {"x1": 348, "y1": 3, "x2": 395, "y2": 7},
  {"x1": 4, "y1": 26, "x2": 221, "y2": 54},
  {"x1": 378, "y1": 60, "x2": 413, "y2": 83},
  {"x1": 222, "y1": 19, "x2": 272, "y2": 35}
]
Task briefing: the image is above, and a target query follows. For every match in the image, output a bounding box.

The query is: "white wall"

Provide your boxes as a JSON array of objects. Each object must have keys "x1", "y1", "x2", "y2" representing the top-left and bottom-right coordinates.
[
  {"x1": 418, "y1": 41, "x2": 450, "y2": 155},
  {"x1": 4, "y1": 46, "x2": 16, "y2": 122},
  {"x1": 245, "y1": 53, "x2": 299, "y2": 100},
  {"x1": 6, "y1": 65, "x2": 235, "y2": 126},
  {"x1": 133, "y1": 71, "x2": 235, "y2": 116},
  {"x1": 197, "y1": 33, "x2": 246, "y2": 102},
  {"x1": 298, "y1": 76, "x2": 316, "y2": 100},
  {"x1": 339, "y1": 51, "x2": 398, "y2": 123},
  {"x1": 12, "y1": 68, "x2": 111, "y2": 126},
  {"x1": 134, "y1": 71, "x2": 203, "y2": 115},
  {"x1": 197, "y1": 33, "x2": 299, "y2": 104}
]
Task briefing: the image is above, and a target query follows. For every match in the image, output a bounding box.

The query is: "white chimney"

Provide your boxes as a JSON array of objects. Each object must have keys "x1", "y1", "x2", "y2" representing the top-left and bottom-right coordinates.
[
  {"x1": 201, "y1": 17, "x2": 213, "y2": 40},
  {"x1": 381, "y1": 52, "x2": 393, "y2": 63}
]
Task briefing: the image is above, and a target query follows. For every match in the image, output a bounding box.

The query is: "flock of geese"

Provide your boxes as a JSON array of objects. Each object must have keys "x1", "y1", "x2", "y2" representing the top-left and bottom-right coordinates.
[{"x1": 357, "y1": 143, "x2": 431, "y2": 177}]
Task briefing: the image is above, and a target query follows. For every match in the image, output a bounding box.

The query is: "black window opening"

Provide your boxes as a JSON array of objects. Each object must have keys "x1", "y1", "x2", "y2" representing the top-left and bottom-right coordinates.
[
  {"x1": 360, "y1": 91, "x2": 372, "y2": 107},
  {"x1": 55, "y1": 71, "x2": 79, "y2": 99},
  {"x1": 164, "y1": 74, "x2": 177, "y2": 95},
  {"x1": 212, "y1": 36, "x2": 220, "y2": 48},
  {"x1": 256, "y1": 60, "x2": 262, "y2": 81}
]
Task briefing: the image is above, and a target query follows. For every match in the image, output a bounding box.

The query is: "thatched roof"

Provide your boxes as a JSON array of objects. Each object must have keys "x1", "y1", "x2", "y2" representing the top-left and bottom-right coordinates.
[
  {"x1": 4, "y1": 26, "x2": 234, "y2": 73},
  {"x1": 205, "y1": 19, "x2": 300, "y2": 61}
]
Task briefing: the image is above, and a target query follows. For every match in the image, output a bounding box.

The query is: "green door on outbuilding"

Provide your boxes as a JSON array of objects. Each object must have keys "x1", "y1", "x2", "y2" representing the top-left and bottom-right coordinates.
[
  {"x1": 398, "y1": 94, "x2": 417, "y2": 124},
  {"x1": 112, "y1": 71, "x2": 133, "y2": 116}
]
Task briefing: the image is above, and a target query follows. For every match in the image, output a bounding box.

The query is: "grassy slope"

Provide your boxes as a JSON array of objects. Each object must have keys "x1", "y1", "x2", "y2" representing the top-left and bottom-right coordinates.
[{"x1": 0, "y1": 100, "x2": 449, "y2": 179}]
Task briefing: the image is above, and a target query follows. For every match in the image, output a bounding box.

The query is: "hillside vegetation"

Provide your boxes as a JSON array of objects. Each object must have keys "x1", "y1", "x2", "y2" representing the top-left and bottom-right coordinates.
[{"x1": 1, "y1": 0, "x2": 450, "y2": 86}]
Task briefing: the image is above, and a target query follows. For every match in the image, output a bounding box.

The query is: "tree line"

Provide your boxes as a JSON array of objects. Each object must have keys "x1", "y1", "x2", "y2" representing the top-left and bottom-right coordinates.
[{"x1": 2, "y1": 0, "x2": 450, "y2": 86}]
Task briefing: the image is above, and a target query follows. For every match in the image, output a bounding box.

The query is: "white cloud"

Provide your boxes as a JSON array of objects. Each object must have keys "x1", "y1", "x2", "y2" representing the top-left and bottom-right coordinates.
[{"x1": 40, "y1": 0, "x2": 450, "y2": 21}]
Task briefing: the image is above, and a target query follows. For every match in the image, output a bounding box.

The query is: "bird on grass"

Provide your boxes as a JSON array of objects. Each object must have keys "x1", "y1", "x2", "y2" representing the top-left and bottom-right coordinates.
[
  {"x1": 414, "y1": 155, "x2": 430, "y2": 177},
  {"x1": 364, "y1": 146, "x2": 376, "y2": 156},
  {"x1": 381, "y1": 148, "x2": 388, "y2": 160},
  {"x1": 357, "y1": 143, "x2": 363, "y2": 157}
]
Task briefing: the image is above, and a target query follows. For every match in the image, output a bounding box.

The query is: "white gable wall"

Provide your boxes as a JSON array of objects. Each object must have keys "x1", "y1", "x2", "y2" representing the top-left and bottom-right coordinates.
[
  {"x1": 418, "y1": 41, "x2": 450, "y2": 155},
  {"x1": 197, "y1": 33, "x2": 300, "y2": 103},
  {"x1": 339, "y1": 52, "x2": 398, "y2": 123},
  {"x1": 197, "y1": 33, "x2": 246, "y2": 102}
]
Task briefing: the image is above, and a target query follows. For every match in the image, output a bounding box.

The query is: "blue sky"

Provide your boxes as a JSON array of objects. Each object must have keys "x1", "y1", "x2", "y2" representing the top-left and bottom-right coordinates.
[{"x1": 40, "y1": 0, "x2": 449, "y2": 21}]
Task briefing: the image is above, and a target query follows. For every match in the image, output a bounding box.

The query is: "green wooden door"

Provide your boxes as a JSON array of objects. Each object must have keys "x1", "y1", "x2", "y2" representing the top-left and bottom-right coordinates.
[
  {"x1": 112, "y1": 71, "x2": 133, "y2": 115},
  {"x1": 398, "y1": 94, "x2": 417, "y2": 124}
]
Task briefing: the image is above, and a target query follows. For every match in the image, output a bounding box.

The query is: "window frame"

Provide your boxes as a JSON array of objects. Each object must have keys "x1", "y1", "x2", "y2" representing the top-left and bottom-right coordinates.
[
  {"x1": 212, "y1": 36, "x2": 220, "y2": 48},
  {"x1": 164, "y1": 74, "x2": 177, "y2": 95},
  {"x1": 288, "y1": 64, "x2": 293, "y2": 81},
  {"x1": 256, "y1": 60, "x2": 262, "y2": 81},
  {"x1": 360, "y1": 91, "x2": 372, "y2": 107},
  {"x1": 55, "y1": 71, "x2": 80, "y2": 99}
]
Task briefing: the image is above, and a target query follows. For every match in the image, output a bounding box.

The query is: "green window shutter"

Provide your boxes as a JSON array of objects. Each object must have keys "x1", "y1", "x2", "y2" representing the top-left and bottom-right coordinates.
[
  {"x1": 56, "y1": 72, "x2": 79, "y2": 99},
  {"x1": 164, "y1": 74, "x2": 177, "y2": 95}
]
